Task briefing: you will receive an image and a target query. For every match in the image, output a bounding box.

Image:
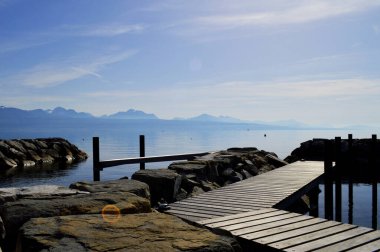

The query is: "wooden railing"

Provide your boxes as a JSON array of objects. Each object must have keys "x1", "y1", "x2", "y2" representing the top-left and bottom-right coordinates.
[
  {"x1": 92, "y1": 135, "x2": 211, "y2": 181},
  {"x1": 324, "y1": 133, "x2": 378, "y2": 229}
]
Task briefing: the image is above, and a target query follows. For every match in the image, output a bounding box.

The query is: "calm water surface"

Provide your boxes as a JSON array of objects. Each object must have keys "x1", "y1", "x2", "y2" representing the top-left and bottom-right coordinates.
[{"x1": 0, "y1": 119, "x2": 378, "y2": 229}]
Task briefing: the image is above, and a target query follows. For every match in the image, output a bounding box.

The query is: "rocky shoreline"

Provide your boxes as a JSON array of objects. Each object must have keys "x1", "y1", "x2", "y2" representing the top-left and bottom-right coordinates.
[
  {"x1": 3, "y1": 137, "x2": 377, "y2": 251},
  {"x1": 0, "y1": 146, "x2": 290, "y2": 251},
  {"x1": 0, "y1": 138, "x2": 88, "y2": 171}
]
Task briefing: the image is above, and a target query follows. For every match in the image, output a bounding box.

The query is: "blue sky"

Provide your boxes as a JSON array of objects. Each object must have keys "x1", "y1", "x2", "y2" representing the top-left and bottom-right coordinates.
[{"x1": 1, "y1": 0, "x2": 380, "y2": 126}]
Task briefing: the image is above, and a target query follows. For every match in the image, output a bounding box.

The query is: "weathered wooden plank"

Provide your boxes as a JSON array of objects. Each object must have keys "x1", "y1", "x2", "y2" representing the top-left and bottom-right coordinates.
[
  {"x1": 241, "y1": 217, "x2": 328, "y2": 240},
  {"x1": 165, "y1": 209, "x2": 219, "y2": 219},
  {"x1": 206, "y1": 210, "x2": 289, "y2": 228},
  {"x1": 172, "y1": 201, "x2": 250, "y2": 212},
  {"x1": 180, "y1": 197, "x2": 274, "y2": 208},
  {"x1": 231, "y1": 215, "x2": 314, "y2": 236},
  {"x1": 169, "y1": 204, "x2": 239, "y2": 216},
  {"x1": 253, "y1": 220, "x2": 342, "y2": 244},
  {"x1": 345, "y1": 238, "x2": 380, "y2": 252},
  {"x1": 279, "y1": 226, "x2": 371, "y2": 251},
  {"x1": 223, "y1": 211, "x2": 303, "y2": 231},
  {"x1": 197, "y1": 208, "x2": 276, "y2": 225},
  {"x1": 313, "y1": 230, "x2": 380, "y2": 251}
]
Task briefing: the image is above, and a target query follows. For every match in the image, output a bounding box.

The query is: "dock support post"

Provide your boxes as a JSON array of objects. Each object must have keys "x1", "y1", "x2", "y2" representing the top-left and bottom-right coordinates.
[
  {"x1": 335, "y1": 137, "x2": 342, "y2": 222},
  {"x1": 140, "y1": 135, "x2": 145, "y2": 170},
  {"x1": 93, "y1": 137, "x2": 100, "y2": 181},
  {"x1": 371, "y1": 134, "x2": 378, "y2": 229},
  {"x1": 348, "y1": 134, "x2": 354, "y2": 224},
  {"x1": 324, "y1": 139, "x2": 334, "y2": 220}
]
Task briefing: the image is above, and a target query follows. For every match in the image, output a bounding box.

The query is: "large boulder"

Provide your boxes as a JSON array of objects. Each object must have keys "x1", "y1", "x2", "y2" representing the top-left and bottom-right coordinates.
[
  {"x1": 169, "y1": 161, "x2": 210, "y2": 177},
  {"x1": 69, "y1": 179, "x2": 150, "y2": 200},
  {"x1": 0, "y1": 185, "x2": 85, "y2": 204},
  {"x1": 18, "y1": 213, "x2": 240, "y2": 251},
  {"x1": 132, "y1": 169, "x2": 182, "y2": 205},
  {"x1": 0, "y1": 192, "x2": 151, "y2": 250}
]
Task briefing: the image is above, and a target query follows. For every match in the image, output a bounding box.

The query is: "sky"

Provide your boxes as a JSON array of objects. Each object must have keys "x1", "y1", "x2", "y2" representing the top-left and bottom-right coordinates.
[{"x1": 1, "y1": 0, "x2": 380, "y2": 126}]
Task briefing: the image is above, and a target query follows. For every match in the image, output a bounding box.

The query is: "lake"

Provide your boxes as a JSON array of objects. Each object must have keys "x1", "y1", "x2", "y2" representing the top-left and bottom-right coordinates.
[{"x1": 0, "y1": 118, "x2": 378, "y2": 229}]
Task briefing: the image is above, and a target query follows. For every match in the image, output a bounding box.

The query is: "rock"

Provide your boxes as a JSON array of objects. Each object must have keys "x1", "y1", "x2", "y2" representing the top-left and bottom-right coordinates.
[
  {"x1": 0, "y1": 216, "x2": 5, "y2": 239},
  {"x1": 69, "y1": 179, "x2": 150, "y2": 199},
  {"x1": 241, "y1": 169, "x2": 253, "y2": 179},
  {"x1": 5, "y1": 140, "x2": 27, "y2": 153},
  {"x1": 190, "y1": 186, "x2": 205, "y2": 197},
  {"x1": 181, "y1": 176, "x2": 201, "y2": 193},
  {"x1": 0, "y1": 138, "x2": 88, "y2": 171},
  {"x1": 175, "y1": 188, "x2": 188, "y2": 202},
  {"x1": 22, "y1": 160, "x2": 35, "y2": 167},
  {"x1": 132, "y1": 169, "x2": 182, "y2": 205},
  {"x1": 222, "y1": 168, "x2": 235, "y2": 177},
  {"x1": 242, "y1": 160, "x2": 259, "y2": 176},
  {"x1": 169, "y1": 161, "x2": 209, "y2": 177},
  {"x1": 18, "y1": 213, "x2": 240, "y2": 251},
  {"x1": 265, "y1": 154, "x2": 288, "y2": 168},
  {"x1": 0, "y1": 184, "x2": 85, "y2": 204},
  {"x1": 1, "y1": 192, "x2": 151, "y2": 250},
  {"x1": 0, "y1": 151, "x2": 17, "y2": 170},
  {"x1": 200, "y1": 180, "x2": 220, "y2": 192}
]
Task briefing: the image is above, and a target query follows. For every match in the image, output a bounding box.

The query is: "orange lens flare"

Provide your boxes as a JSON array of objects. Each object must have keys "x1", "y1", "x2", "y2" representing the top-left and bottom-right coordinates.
[{"x1": 101, "y1": 204, "x2": 121, "y2": 224}]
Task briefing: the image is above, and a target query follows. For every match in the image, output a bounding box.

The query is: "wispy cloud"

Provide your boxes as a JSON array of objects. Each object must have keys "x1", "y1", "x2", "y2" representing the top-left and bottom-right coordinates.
[
  {"x1": 61, "y1": 24, "x2": 145, "y2": 37},
  {"x1": 17, "y1": 50, "x2": 137, "y2": 88},
  {"x1": 175, "y1": 1, "x2": 380, "y2": 34},
  {"x1": 208, "y1": 78, "x2": 380, "y2": 99}
]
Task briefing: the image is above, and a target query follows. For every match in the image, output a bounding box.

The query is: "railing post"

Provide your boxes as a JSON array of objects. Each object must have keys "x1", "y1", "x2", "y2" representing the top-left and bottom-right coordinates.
[
  {"x1": 371, "y1": 134, "x2": 378, "y2": 229},
  {"x1": 324, "y1": 139, "x2": 333, "y2": 220},
  {"x1": 348, "y1": 134, "x2": 354, "y2": 224},
  {"x1": 139, "y1": 135, "x2": 145, "y2": 170},
  {"x1": 335, "y1": 136, "x2": 342, "y2": 222},
  {"x1": 93, "y1": 137, "x2": 100, "y2": 181}
]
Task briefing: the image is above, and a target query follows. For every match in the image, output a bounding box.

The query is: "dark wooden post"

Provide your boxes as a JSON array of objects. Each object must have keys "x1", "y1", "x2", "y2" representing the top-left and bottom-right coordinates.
[
  {"x1": 139, "y1": 135, "x2": 145, "y2": 170},
  {"x1": 335, "y1": 136, "x2": 342, "y2": 222},
  {"x1": 348, "y1": 134, "x2": 354, "y2": 224},
  {"x1": 93, "y1": 137, "x2": 100, "y2": 181},
  {"x1": 324, "y1": 139, "x2": 334, "y2": 220},
  {"x1": 371, "y1": 134, "x2": 378, "y2": 229}
]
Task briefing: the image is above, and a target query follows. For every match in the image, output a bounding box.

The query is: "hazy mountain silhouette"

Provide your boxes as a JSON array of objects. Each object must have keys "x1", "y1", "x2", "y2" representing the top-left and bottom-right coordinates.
[{"x1": 105, "y1": 109, "x2": 158, "y2": 120}]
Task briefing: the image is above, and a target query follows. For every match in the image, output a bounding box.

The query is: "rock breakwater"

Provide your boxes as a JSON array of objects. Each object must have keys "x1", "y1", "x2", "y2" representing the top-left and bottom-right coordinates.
[{"x1": 0, "y1": 138, "x2": 87, "y2": 170}]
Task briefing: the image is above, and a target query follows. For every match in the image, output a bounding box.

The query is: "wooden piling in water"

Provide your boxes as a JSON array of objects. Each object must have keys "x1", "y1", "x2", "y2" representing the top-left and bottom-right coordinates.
[
  {"x1": 93, "y1": 136, "x2": 100, "y2": 181},
  {"x1": 348, "y1": 133, "x2": 353, "y2": 224},
  {"x1": 335, "y1": 136, "x2": 342, "y2": 222},
  {"x1": 139, "y1": 135, "x2": 145, "y2": 170},
  {"x1": 324, "y1": 139, "x2": 333, "y2": 220},
  {"x1": 371, "y1": 134, "x2": 378, "y2": 229}
]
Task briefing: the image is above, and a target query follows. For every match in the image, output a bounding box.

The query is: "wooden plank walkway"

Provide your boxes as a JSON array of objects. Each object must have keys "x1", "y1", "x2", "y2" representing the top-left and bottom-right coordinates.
[
  {"x1": 167, "y1": 161, "x2": 324, "y2": 222},
  {"x1": 198, "y1": 208, "x2": 380, "y2": 251}
]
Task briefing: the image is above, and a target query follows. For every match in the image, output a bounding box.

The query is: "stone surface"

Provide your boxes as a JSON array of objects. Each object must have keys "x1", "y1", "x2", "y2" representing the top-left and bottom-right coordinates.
[
  {"x1": 265, "y1": 154, "x2": 288, "y2": 168},
  {"x1": 0, "y1": 185, "x2": 86, "y2": 204},
  {"x1": 0, "y1": 192, "x2": 151, "y2": 249},
  {"x1": 132, "y1": 169, "x2": 182, "y2": 205},
  {"x1": 18, "y1": 213, "x2": 240, "y2": 252},
  {"x1": 169, "y1": 161, "x2": 209, "y2": 177},
  {"x1": 69, "y1": 179, "x2": 150, "y2": 200}
]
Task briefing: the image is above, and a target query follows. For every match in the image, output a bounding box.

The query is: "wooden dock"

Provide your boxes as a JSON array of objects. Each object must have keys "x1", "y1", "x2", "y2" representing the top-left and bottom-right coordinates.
[
  {"x1": 167, "y1": 160, "x2": 380, "y2": 251},
  {"x1": 167, "y1": 161, "x2": 324, "y2": 222},
  {"x1": 198, "y1": 208, "x2": 380, "y2": 251}
]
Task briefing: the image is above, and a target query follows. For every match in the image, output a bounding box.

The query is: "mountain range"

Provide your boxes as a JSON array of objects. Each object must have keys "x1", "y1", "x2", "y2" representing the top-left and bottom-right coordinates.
[{"x1": 0, "y1": 105, "x2": 317, "y2": 128}]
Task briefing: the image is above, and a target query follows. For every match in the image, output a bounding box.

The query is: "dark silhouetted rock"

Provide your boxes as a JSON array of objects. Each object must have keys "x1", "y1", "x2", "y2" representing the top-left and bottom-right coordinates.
[
  {"x1": 132, "y1": 169, "x2": 182, "y2": 205},
  {"x1": 265, "y1": 154, "x2": 288, "y2": 168}
]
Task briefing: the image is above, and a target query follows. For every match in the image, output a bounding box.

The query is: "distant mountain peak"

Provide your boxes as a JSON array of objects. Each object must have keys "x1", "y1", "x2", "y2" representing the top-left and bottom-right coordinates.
[{"x1": 107, "y1": 109, "x2": 158, "y2": 120}]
